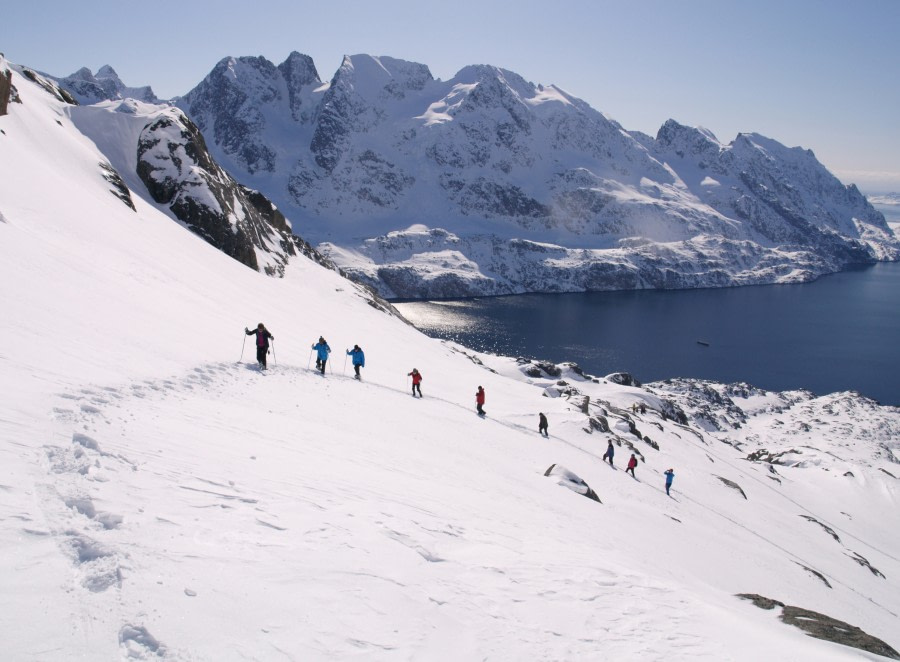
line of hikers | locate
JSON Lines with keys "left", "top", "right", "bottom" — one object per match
{"left": 603, "top": 439, "right": 676, "bottom": 494}
{"left": 246, "top": 324, "right": 675, "bottom": 495}
{"left": 245, "top": 325, "right": 365, "bottom": 379}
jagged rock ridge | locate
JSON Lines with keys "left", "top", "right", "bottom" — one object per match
{"left": 36, "top": 52, "right": 900, "bottom": 298}
{"left": 171, "top": 52, "right": 899, "bottom": 298}
{"left": 49, "top": 65, "right": 159, "bottom": 105}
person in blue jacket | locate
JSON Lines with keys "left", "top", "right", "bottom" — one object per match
{"left": 603, "top": 440, "right": 615, "bottom": 466}
{"left": 312, "top": 336, "right": 331, "bottom": 374}
{"left": 346, "top": 344, "right": 365, "bottom": 380}
{"left": 664, "top": 468, "right": 675, "bottom": 496}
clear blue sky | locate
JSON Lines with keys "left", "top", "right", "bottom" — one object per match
{"left": 3, "top": 0, "right": 898, "bottom": 191}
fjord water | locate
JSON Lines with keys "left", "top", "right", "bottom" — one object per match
{"left": 395, "top": 262, "right": 900, "bottom": 406}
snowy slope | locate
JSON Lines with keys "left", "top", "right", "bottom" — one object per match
{"left": 2, "top": 56, "right": 900, "bottom": 661}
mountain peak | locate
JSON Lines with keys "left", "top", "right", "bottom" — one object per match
{"left": 52, "top": 64, "right": 158, "bottom": 105}
{"left": 96, "top": 64, "right": 120, "bottom": 79}
{"left": 277, "top": 51, "right": 321, "bottom": 88}
{"left": 335, "top": 54, "right": 433, "bottom": 94}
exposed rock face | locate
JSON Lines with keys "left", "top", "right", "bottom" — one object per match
{"left": 737, "top": 594, "right": 900, "bottom": 659}
{"left": 0, "top": 57, "right": 12, "bottom": 116}
{"left": 136, "top": 108, "right": 303, "bottom": 275}
{"left": 714, "top": 475, "right": 747, "bottom": 499}
{"left": 99, "top": 162, "right": 136, "bottom": 211}
{"left": 179, "top": 53, "right": 321, "bottom": 176}
{"left": 607, "top": 373, "right": 642, "bottom": 388}
{"left": 18, "top": 67, "right": 76, "bottom": 105}
{"left": 175, "top": 52, "right": 899, "bottom": 298}
{"left": 50, "top": 65, "right": 158, "bottom": 105}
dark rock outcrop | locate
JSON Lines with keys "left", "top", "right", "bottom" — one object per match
{"left": 607, "top": 372, "right": 642, "bottom": 388}
{"left": 544, "top": 464, "right": 601, "bottom": 503}
{"left": 99, "top": 162, "right": 136, "bottom": 211}
{"left": 715, "top": 475, "right": 747, "bottom": 499}
{"left": 136, "top": 110, "right": 304, "bottom": 275}
{"left": 20, "top": 68, "right": 77, "bottom": 105}
{"left": 799, "top": 515, "right": 840, "bottom": 543}
{"left": 0, "top": 63, "right": 12, "bottom": 116}
{"left": 737, "top": 594, "right": 899, "bottom": 659}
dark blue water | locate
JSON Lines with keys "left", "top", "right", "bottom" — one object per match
{"left": 395, "top": 262, "right": 900, "bottom": 406}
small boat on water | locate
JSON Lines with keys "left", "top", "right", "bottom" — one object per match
{"left": 696, "top": 340, "right": 710, "bottom": 347}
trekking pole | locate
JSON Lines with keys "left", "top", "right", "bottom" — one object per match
{"left": 271, "top": 339, "right": 276, "bottom": 367}
{"left": 239, "top": 332, "right": 247, "bottom": 362}
{"left": 343, "top": 353, "right": 348, "bottom": 376}
{"left": 307, "top": 348, "right": 313, "bottom": 370}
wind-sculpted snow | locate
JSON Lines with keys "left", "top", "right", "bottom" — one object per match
{"left": 169, "top": 52, "right": 900, "bottom": 297}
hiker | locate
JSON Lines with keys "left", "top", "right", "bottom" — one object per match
{"left": 346, "top": 345, "right": 365, "bottom": 380}
{"left": 626, "top": 453, "right": 638, "bottom": 477}
{"left": 245, "top": 323, "right": 273, "bottom": 370}
{"left": 538, "top": 412, "right": 549, "bottom": 437}
{"left": 312, "top": 336, "right": 331, "bottom": 374}
{"left": 603, "top": 440, "right": 615, "bottom": 466}
{"left": 476, "top": 386, "right": 486, "bottom": 415}
{"left": 640, "top": 404, "right": 646, "bottom": 415}
{"left": 408, "top": 369, "right": 423, "bottom": 397}
{"left": 664, "top": 468, "right": 675, "bottom": 496}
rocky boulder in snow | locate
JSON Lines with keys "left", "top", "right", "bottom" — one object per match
{"left": 544, "top": 464, "right": 601, "bottom": 503}
{"left": 737, "top": 594, "right": 900, "bottom": 659}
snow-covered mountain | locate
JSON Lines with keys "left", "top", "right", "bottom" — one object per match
{"left": 2, "top": 54, "right": 900, "bottom": 660}
{"left": 48, "top": 64, "right": 160, "bottom": 105}
{"left": 10, "top": 61, "right": 346, "bottom": 282}
{"left": 870, "top": 193, "right": 900, "bottom": 206}
{"left": 173, "top": 52, "right": 899, "bottom": 298}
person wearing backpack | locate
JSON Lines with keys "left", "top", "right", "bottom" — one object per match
{"left": 408, "top": 369, "right": 423, "bottom": 397}
{"left": 626, "top": 453, "right": 638, "bottom": 478}
{"left": 475, "top": 386, "right": 486, "bottom": 415}
{"left": 346, "top": 345, "right": 365, "bottom": 380}
{"left": 538, "top": 412, "right": 549, "bottom": 437}
{"left": 245, "top": 323, "right": 274, "bottom": 370}
{"left": 312, "top": 336, "right": 331, "bottom": 374}
{"left": 603, "top": 440, "right": 615, "bottom": 466}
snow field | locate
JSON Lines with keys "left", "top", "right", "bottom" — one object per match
{"left": 2, "top": 58, "right": 898, "bottom": 660}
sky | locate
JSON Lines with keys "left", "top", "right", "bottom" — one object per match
{"left": 3, "top": 0, "right": 899, "bottom": 192}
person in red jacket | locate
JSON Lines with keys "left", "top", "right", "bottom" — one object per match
{"left": 476, "top": 386, "right": 486, "bottom": 415}
{"left": 626, "top": 453, "right": 638, "bottom": 478}
{"left": 408, "top": 369, "right": 423, "bottom": 397}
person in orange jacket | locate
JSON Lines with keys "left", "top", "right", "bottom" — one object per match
{"left": 476, "top": 386, "right": 486, "bottom": 415}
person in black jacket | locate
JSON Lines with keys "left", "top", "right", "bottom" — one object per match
{"left": 246, "top": 323, "right": 273, "bottom": 370}
{"left": 538, "top": 412, "right": 549, "bottom": 437}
